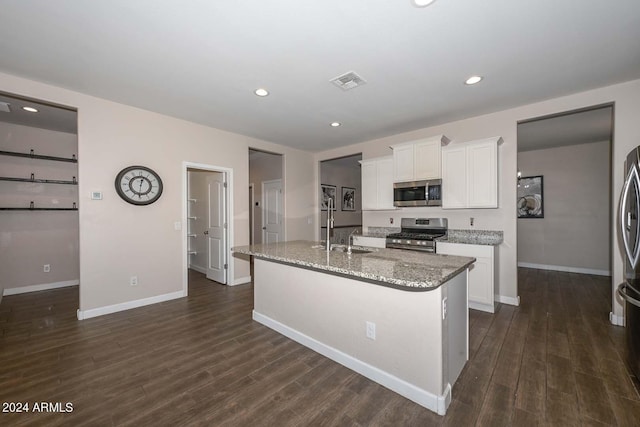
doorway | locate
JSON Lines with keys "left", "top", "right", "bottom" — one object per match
{"left": 249, "top": 149, "right": 284, "bottom": 244}
{"left": 262, "top": 179, "right": 283, "bottom": 244}
{"left": 183, "top": 162, "right": 233, "bottom": 295}
{"left": 319, "top": 153, "right": 363, "bottom": 244}
{"left": 516, "top": 104, "right": 613, "bottom": 277}
{"left": 0, "top": 92, "right": 79, "bottom": 307}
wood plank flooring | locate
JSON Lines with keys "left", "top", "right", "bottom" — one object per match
{"left": 1, "top": 268, "right": 639, "bottom": 426}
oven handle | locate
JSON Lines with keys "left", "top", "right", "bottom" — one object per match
{"left": 618, "top": 282, "right": 640, "bottom": 308}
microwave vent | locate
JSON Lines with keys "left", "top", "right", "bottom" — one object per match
{"left": 330, "top": 71, "right": 367, "bottom": 91}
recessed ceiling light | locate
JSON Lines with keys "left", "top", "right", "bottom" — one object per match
{"left": 413, "top": 0, "right": 436, "bottom": 7}
{"left": 330, "top": 122, "right": 341, "bottom": 127}
{"left": 22, "top": 106, "right": 39, "bottom": 113}
{"left": 254, "top": 88, "right": 269, "bottom": 97}
{"left": 464, "top": 76, "right": 483, "bottom": 85}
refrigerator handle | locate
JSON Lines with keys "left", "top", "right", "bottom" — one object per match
{"left": 621, "top": 164, "right": 640, "bottom": 268}
{"left": 618, "top": 282, "right": 640, "bottom": 308}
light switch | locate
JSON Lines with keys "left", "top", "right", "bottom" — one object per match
{"left": 174, "top": 221, "right": 182, "bottom": 231}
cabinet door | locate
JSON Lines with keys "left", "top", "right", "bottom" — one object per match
{"left": 376, "top": 157, "right": 395, "bottom": 209}
{"left": 436, "top": 242, "right": 495, "bottom": 312}
{"left": 414, "top": 139, "right": 441, "bottom": 180}
{"left": 361, "top": 160, "right": 378, "bottom": 210}
{"left": 467, "top": 141, "right": 498, "bottom": 208}
{"left": 468, "top": 256, "right": 494, "bottom": 306}
{"left": 393, "top": 144, "right": 415, "bottom": 182}
{"left": 441, "top": 145, "right": 467, "bottom": 209}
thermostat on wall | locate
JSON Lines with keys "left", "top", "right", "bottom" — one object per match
{"left": 91, "top": 191, "right": 103, "bottom": 200}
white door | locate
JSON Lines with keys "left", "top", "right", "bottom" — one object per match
{"left": 206, "top": 173, "right": 226, "bottom": 284}
{"left": 262, "top": 179, "right": 283, "bottom": 244}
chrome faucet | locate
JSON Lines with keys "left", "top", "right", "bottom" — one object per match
{"left": 326, "top": 197, "right": 334, "bottom": 253}
{"left": 347, "top": 228, "right": 360, "bottom": 255}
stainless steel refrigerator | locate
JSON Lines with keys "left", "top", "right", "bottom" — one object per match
{"left": 618, "top": 147, "right": 640, "bottom": 379}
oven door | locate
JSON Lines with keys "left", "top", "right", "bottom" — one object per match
{"left": 394, "top": 181, "right": 428, "bottom": 207}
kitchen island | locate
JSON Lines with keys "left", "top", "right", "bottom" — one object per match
{"left": 232, "top": 240, "right": 475, "bottom": 415}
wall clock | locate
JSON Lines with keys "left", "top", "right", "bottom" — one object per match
{"left": 115, "top": 165, "right": 163, "bottom": 205}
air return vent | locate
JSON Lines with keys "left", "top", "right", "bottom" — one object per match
{"left": 330, "top": 71, "right": 367, "bottom": 91}
{"left": 0, "top": 102, "right": 10, "bottom": 113}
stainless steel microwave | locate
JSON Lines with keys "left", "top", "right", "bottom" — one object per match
{"left": 393, "top": 179, "right": 442, "bottom": 207}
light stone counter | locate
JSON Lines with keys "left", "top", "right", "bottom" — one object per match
{"left": 438, "top": 229, "right": 503, "bottom": 246}
{"left": 233, "top": 240, "right": 475, "bottom": 291}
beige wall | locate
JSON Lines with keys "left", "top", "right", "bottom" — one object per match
{"left": 0, "top": 122, "right": 79, "bottom": 292}
{"left": 0, "top": 71, "right": 315, "bottom": 314}
{"left": 316, "top": 78, "right": 640, "bottom": 321}
{"left": 249, "top": 151, "right": 283, "bottom": 244}
{"left": 518, "top": 141, "right": 610, "bottom": 273}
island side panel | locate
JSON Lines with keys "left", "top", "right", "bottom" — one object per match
{"left": 443, "top": 270, "right": 469, "bottom": 393}
{"left": 252, "top": 258, "right": 448, "bottom": 409}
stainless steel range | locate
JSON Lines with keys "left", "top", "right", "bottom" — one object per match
{"left": 385, "top": 218, "right": 448, "bottom": 253}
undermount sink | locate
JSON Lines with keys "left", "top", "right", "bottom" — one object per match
{"left": 313, "top": 244, "right": 373, "bottom": 254}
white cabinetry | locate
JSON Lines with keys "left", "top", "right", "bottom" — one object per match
{"left": 360, "top": 156, "right": 395, "bottom": 210}
{"left": 442, "top": 136, "right": 501, "bottom": 209}
{"left": 391, "top": 135, "right": 449, "bottom": 182}
{"left": 436, "top": 242, "right": 497, "bottom": 313}
{"left": 352, "top": 235, "right": 386, "bottom": 248}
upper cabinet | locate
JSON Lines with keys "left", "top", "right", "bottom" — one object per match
{"left": 391, "top": 135, "right": 449, "bottom": 182}
{"left": 442, "top": 136, "right": 502, "bottom": 209}
{"left": 360, "top": 156, "right": 395, "bottom": 210}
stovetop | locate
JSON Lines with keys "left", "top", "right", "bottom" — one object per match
{"left": 386, "top": 232, "right": 446, "bottom": 241}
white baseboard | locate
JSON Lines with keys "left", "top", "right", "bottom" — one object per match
{"left": 610, "top": 311, "right": 625, "bottom": 327}
{"left": 231, "top": 276, "right": 252, "bottom": 286}
{"left": 496, "top": 295, "right": 520, "bottom": 306}
{"left": 3, "top": 279, "right": 79, "bottom": 296}
{"left": 77, "top": 290, "right": 185, "bottom": 320}
{"left": 188, "top": 264, "right": 207, "bottom": 274}
{"left": 517, "top": 262, "right": 610, "bottom": 277}
{"left": 253, "top": 310, "right": 452, "bottom": 415}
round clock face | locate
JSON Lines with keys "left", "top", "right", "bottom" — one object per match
{"left": 115, "top": 166, "right": 163, "bottom": 205}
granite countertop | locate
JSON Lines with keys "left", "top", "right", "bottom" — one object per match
{"left": 232, "top": 240, "right": 475, "bottom": 291}
{"left": 438, "top": 229, "right": 503, "bottom": 246}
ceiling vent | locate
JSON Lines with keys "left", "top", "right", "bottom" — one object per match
{"left": 330, "top": 71, "right": 367, "bottom": 91}
{"left": 0, "top": 101, "right": 11, "bottom": 113}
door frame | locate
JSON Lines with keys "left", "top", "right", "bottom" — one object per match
{"left": 182, "top": 161, "right": 234, "bottom": 295}
{"left": 261, "top": 178, "right": 284, "bottom": 244}
{"left": 249, "top": 183, "right": 255, "bottom": 245}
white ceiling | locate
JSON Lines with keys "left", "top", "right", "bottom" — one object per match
{"left": 0, "top": 1, "right": 638, "bottom": 152}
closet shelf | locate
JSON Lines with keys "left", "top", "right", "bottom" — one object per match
{"left": 0, "top": 201, "right": 77, "bottom": 211}
{"left": 0, "top": 149, "right": 78, "bottom": 163}
{"left": 0, "top": 207, "right": 78, "bottom": 211}
{"left": 0, "top": 175, "right": 78, "bottom": 185}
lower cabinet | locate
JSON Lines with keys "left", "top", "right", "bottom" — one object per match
{"left": 352, "top": 235, "right": 386, "bottom": 248}
{"left": 436, "top": 242, "right": 497, "bottom": 313}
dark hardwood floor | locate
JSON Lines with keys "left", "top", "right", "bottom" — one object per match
{"left": 1, "top": 268, "right": 639, "bottom": 426}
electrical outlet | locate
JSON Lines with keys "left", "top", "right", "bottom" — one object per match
{"left": 130, "top": 276, "right": 138, "bottom": 286}
{"left": 43, "top": 264, "right": 50, "bottom": 273}
{"left": 366, "top": 321, "right": 376, "bottom": 340}
{"left": 442, "top": 297, "right": 448, "bottom": 320}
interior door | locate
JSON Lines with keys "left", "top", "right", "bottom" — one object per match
{"left": 206, "top": 173, "right": 226, "bottom": 284}
{"left": 262, "top": 179, "right": 282, "bottom": 244}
